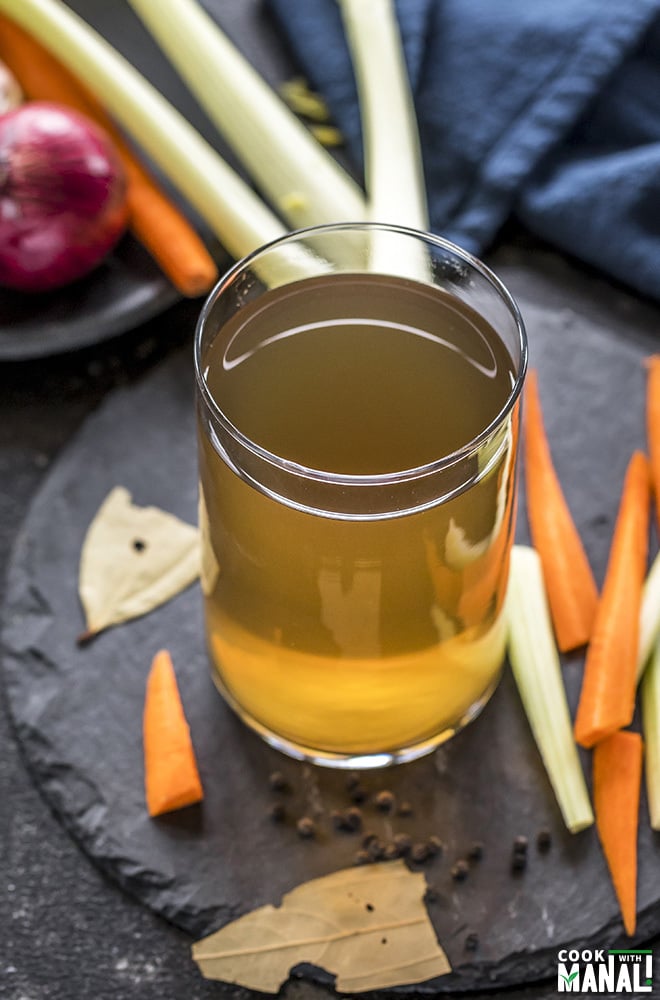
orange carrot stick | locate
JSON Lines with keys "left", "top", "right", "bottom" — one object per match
{"left": 0, "top": 15, "right": 218, "bottom": 297}
{"left": 593, "top": 730, "right": 643, "bottom": 937}
{"left": 574, "top": 452, "right": 650, "bottom": 748}
{"left": 524, "top": 369, "right": 598, "bottom": 651}
{"left": 143, "top": 649, "right": 203, "bottom": 817}
{"left": 646, "top": 355, "right": 660, "bottom": 530}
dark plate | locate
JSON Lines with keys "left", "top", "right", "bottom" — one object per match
{"left": 0, "top": 236, "right": 182, "bottom": 361}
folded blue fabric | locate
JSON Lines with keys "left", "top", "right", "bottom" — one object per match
{"left": 266, "top": 0, "right": 660, "bottom": 302}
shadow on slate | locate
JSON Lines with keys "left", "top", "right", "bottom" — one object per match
{"left": 3, "top": 269, "right": 660, "bottom": 994}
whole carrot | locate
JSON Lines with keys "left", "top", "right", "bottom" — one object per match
{"left": 593, "top": 730, "right": 643, "bottom": 937}
{"left": 524, "top": 369, "right": 598, "bottom": 651}
{"left": 574, "top": 452, "right": 650, "bottom": 748}
{"left": 0, "top": 14, "right": 218, "bottom": 297}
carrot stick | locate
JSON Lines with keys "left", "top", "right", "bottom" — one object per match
{"left": 0, "top": 15, "right": 218, "bottom": 297}
{"left": 524, "top": 369, "right": 598, "bottom": 651}
{"left": 592, "top": 730, "right": 643, "bottom": 937}
{"left": 646, "top": 355, "right": 660, "bottom": 531}
{"left": 574, "top": 452, "right": 650, "bottom": 748}
{"left": 143, "top": 649, "right": 203, "bottom": 817}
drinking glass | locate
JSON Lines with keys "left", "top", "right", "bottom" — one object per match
{"left": 195, "top": 223, "right": 527, "bottom": 768}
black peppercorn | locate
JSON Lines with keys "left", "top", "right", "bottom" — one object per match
{"left": 367, "top": 838, "right": 385, "bottom": 861}
{"left": 397, "top": 800, "right": 413, "bottom": 817}
{"left": 410, "top": 842, "right": 429, "bottom": 864}
{"left": 330, "top": 809, "right": 346, "bottom": 831}
{"left": 375, "top": 790, "right": 396, "bottom": 813}
{"left": 536, "top": 829, "right": 552, "bottom": 853}
{"left": 269, "top": 771, "right": 288, "bottom": 792}
{"left": 465, "top": 931, "right": 479, "bottom": 951}
{"left": 353, "top": 849, "right": 370, "bottom": 866}
{"left": 393, "top": 832, "right": 412, "bottom": 855}
{"left": 345, "top": 806, "right": 363, "bottom": 831}
{"left": 296, "top": 816, "right": 316, "bottom": 839}
{"left": 268, "top": 801, "right": 286, "bottom": 823}
{"left": 426, "top": 835, "right": 444, "bottom": 857}
{"left": 511, "top": 836, "right": 528, "bottom": 872}
{"left": 467, "top": 841, "right": 484, "bottom": 862}
{"left": 383, "top": 843, "right": 399, "bottom": 861}
{"left": 451, "top": 859, "right": 469, "bottom": 881}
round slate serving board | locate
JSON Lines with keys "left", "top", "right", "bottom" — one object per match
{"left": 3, "top": 284, "right": 660, "bottom": 995}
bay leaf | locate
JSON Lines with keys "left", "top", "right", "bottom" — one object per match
{"left": 78, "top": 487, "right": 200, "bottom": 640}
{"left": 192, "top": 860, "right": 451, "bottom": 993}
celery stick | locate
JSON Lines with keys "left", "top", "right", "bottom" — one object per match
{"left": 339, "top": 0, "right": 431, "bottom": 281}
{"left": 636, "top": 549, "right": 660, "bottom": 681}
{"left": 339, "top": 0, "right": 427, "bottom": 229}
{"left": 339, "top": 0, "right": 429, "bottom": 276}
{"left": 0, "top": 0, "right": 320, "bottom": 286}
{"left": 126, "top": 0, "right": 366, "bottom": 233}
{"left": 641, "top": 642, "right": 660, "bottom": 828}
{"left": 506, "top": 545, "right": 594, "bottom": 833}
{"left": 639, "top": 553, "right": 660, "bottom": 828}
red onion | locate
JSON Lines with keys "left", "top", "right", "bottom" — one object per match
{"left": 0, "top": 101, "right": 129, "bottom": 293}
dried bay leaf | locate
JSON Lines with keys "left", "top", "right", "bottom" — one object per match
{"left": 192, "top": 860, "right": 451, "bottom": 993}
{"left": 79, "top": 487, "right": 200, "bottom": 640}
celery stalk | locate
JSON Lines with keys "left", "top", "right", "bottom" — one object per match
{"left": 637, "top": 549, "right": 660, "bottom": 681}
{"left": 339, "top": 0, "right": 429, "bottom": 276}
{"left": 639, "top": 554, "right": 660, "bottom": 829}
{"left": 0, "top": 0, "right": 321, "bottom": 285}
{"left": 506, "top": 545, "right": 594, "bottom": 833}
{"left": 126, "top": 0, "right": 366, "bottom": 232}
{"left": 339, "top": 0, "right": 428, "bottom": 229}
{"left": 641, "top": 642, "right": 660, "bottom": 829}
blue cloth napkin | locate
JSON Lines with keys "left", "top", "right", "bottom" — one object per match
{"left": 266, "top": 0, "right": 660, "bottom": 302}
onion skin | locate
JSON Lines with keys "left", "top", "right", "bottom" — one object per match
{"left": 0, "top": 101, "right": 129, "bottom": 292}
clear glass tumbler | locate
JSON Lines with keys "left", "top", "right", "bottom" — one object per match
{"left": 195, "top": 223, "right": 527, "bottom": 768}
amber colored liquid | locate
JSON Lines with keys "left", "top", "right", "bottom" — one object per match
{"left": 198, "top": 273, "right": 519, "bottom": 758}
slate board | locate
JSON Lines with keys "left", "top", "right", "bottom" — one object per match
{"left": 3, "top": 283, "right": 660, "bottom": 995}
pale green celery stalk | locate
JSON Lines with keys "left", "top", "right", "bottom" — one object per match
{"left": 506, "top": 545, "right": 594, "bottom": 833}
{"left": 126, "top": 0, "right": 366, "bottom": 234}
{"left": 639, "top": 553, "right": 660, "bottom": 829}
{"left": 636, "top": 549, "right": 660, "bottom": 681}
{"left": 0, "top": 0, "right": 322, "bottom": 287}
{"left": 339, "top": 0, "right": 429, "bottom": 277}
{"left": 641, "top": 642, "right": 660, "bottom": 829}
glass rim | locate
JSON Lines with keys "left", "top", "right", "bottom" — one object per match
{"left": 194, "top": 221, "right": 528, "bottom": 488}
